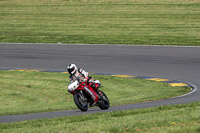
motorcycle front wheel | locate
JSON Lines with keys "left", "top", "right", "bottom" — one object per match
{"left": 74, "top": 92, "right": 88, "bottom": 111}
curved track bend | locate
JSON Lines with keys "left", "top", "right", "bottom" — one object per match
{"left": 0, "top": 43, "right": 199, "bottom": 123}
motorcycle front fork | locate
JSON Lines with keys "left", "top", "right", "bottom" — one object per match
{"left": 78, "top": 90, "right": 87, "bottom": 102}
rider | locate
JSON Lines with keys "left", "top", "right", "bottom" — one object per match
{"left": 67, "top": 63, "right": 90, "bottom": 85}
{"left": 67, "top": 64, "right": 101, "bottom": 100}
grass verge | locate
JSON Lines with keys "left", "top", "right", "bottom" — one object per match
{"left": 0, "top": 0, "right": 200, "bottom": 45}
{"left": 0, "top": 102, "right": 200, "bottom": 133}
{"left": 0, "top": 70, "right": 190, "bottom": 116}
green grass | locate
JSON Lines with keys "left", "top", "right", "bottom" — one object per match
{"left": 0, "top": 70, "right": 190, "bottom": 116}
{"left": 1, "top": 102, "right": 200, "bottom": 133}
{"left": 0, "top": 0, "right": 200, "bottom": 45}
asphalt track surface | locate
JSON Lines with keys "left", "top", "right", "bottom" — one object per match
{"left": 0, "top": 43, "right": 200, "bottom": 123}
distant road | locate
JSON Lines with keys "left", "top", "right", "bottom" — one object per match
{"left": 0, "top": 43, "right": 200, "bottom": 123}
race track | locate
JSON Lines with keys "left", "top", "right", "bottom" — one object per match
{"left": 0, "top": 43, "right": 200, "bottom": 123}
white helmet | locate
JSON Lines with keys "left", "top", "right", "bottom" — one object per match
{"left": 67, "top": 64, "right": 77, "bottom": 74}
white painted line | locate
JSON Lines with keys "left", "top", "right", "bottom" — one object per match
{"left": 0, "top": 43, "right": 200, "bottom": 48}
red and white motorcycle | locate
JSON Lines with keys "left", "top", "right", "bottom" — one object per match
{"left": 68, "top": 78, "right": 110, "bottom": 111}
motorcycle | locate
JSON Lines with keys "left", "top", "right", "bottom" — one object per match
{"left": 68, "top": 78, "right": 110, "bottom": 111}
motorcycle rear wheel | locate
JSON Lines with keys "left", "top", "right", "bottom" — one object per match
{"left": 98, "top": 90, "right": 110, "bottom": 110}
{"left": 74, "top": 92, "right": 88, "bottom": 111}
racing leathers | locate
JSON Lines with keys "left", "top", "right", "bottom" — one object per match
{"left": 68, "top": 68, "right": 101, "bottom": 92}
{"left": 68, "top": 68, "right": 101, "bottom": 105}
{"left": 69, "top": 68, "right": 90, "bottom": 84}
